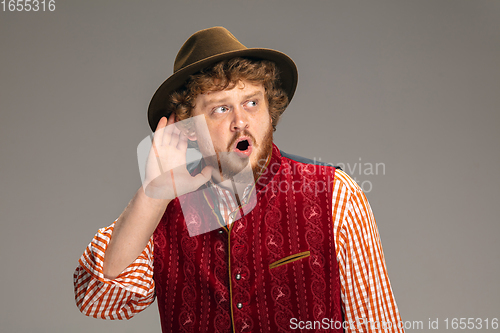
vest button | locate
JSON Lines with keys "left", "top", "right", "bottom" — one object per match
{"left": 236, "top": 302, "right": 243, "bottom": 309}
{"left": 218, "top": 230, "right": 224, "bottom": 234}
{"left": 235, "top": 273, "right": 241, "bottom": 280}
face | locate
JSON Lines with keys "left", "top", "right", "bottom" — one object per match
{"left": 190, "top": 80, "right": 273, "bottom": 182}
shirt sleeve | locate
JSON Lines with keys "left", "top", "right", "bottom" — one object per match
{"left": 73, "top": 222, "right": 156, "bottom": 319}
{"left": 332, "top": 170, "right": 404, "bottom": 332}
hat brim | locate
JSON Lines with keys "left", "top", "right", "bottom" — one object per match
{"left": 147, "top": 48, "right": 298, "bottom": 132}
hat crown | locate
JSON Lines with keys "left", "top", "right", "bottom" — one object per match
{"left": 174, "top": 27, "right": 247, "bottom": 73}
{"left": 148, "top": 26, "right": 298, "bottom": 132}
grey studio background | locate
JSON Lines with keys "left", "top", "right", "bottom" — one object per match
{"left": 1, "top": 1, "right": 499, "bottom": 332}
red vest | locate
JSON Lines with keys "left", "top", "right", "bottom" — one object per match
{"left": 153, "top": 144, "right": 343, "bottom": 332}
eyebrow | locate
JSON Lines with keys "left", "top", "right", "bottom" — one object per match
{"left": 201, "top": 90, "right": 264, "bottom": 109}
{"left": 243, "top": 90, "right": 264, "bottom": 100}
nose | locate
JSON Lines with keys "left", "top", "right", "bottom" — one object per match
{"left": 231, "top": 106, "right": 248, "bottom": 132}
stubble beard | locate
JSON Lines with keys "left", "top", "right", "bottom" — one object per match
{"left": 251, "top": 126, "right": 273, "bottom": 181}
{"left": 208, "top": 126, "right": 273, "bottom": 184}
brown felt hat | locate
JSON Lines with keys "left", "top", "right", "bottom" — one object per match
{"left": 147, "top": 26, "right": 298, "bottom": 131}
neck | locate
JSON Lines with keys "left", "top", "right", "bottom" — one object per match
{"left": 215, "top": 178, "right": 249, "bottom": 194}
{"left": 210, "top": 151, "right": 272, "bottom": 194}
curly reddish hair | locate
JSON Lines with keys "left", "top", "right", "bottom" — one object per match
{"left": 168, "top": 57, "right": 289, "bottom": 131}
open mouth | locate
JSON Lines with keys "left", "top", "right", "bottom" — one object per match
{"left": 233, "top": 138, "right": 253, "bottom": 157}
{"left": 236, "top": 140, "right": 250, "bottom": 151}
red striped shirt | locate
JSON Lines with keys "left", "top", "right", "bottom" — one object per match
{"left": 74, "top": 169, "right": 404, "bottom": 332}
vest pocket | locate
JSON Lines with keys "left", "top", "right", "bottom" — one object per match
{"left": 269, "top": 251, "right": 310, "bottom": 269}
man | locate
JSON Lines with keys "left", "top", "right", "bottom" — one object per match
{"left": 74, "top": 27, "right": 404, "bottom": 332}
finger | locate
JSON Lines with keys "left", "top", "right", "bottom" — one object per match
{"left": 177, "top": 131, "right": 188, "bottom": 151}
{"left": 169, "top": 125, "right": 181, "bottom": 147}
{"left": 167, "top": 112, "right": 176, "bottom": 125}
{"left": 162, "top": 113, "right": 178, "bottom": 146}
{"left": 153, "top": 116, "right": 168, "bottom": 146}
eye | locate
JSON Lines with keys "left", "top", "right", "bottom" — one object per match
{"left": 245, "top": 100, "right": 257, "bottom": 108}
{"left": 213, "top": 106, "right": 230, "bottom": 114}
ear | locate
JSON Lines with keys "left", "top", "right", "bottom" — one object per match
{"left": 185, "top": 131, "right": 197, "bottom": 141}
{"left": 178, "top": 125, "right": 197, "bottom": 142}
{"left": 173, "top": 116, "right": 197, "bottom": 142}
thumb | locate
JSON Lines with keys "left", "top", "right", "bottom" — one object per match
{"left": 192, "top": 166, "right": 213, "bottom": 188}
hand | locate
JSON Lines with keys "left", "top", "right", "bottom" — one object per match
{"left": 143, "top": 114, "right": 213, "bottom": 199}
